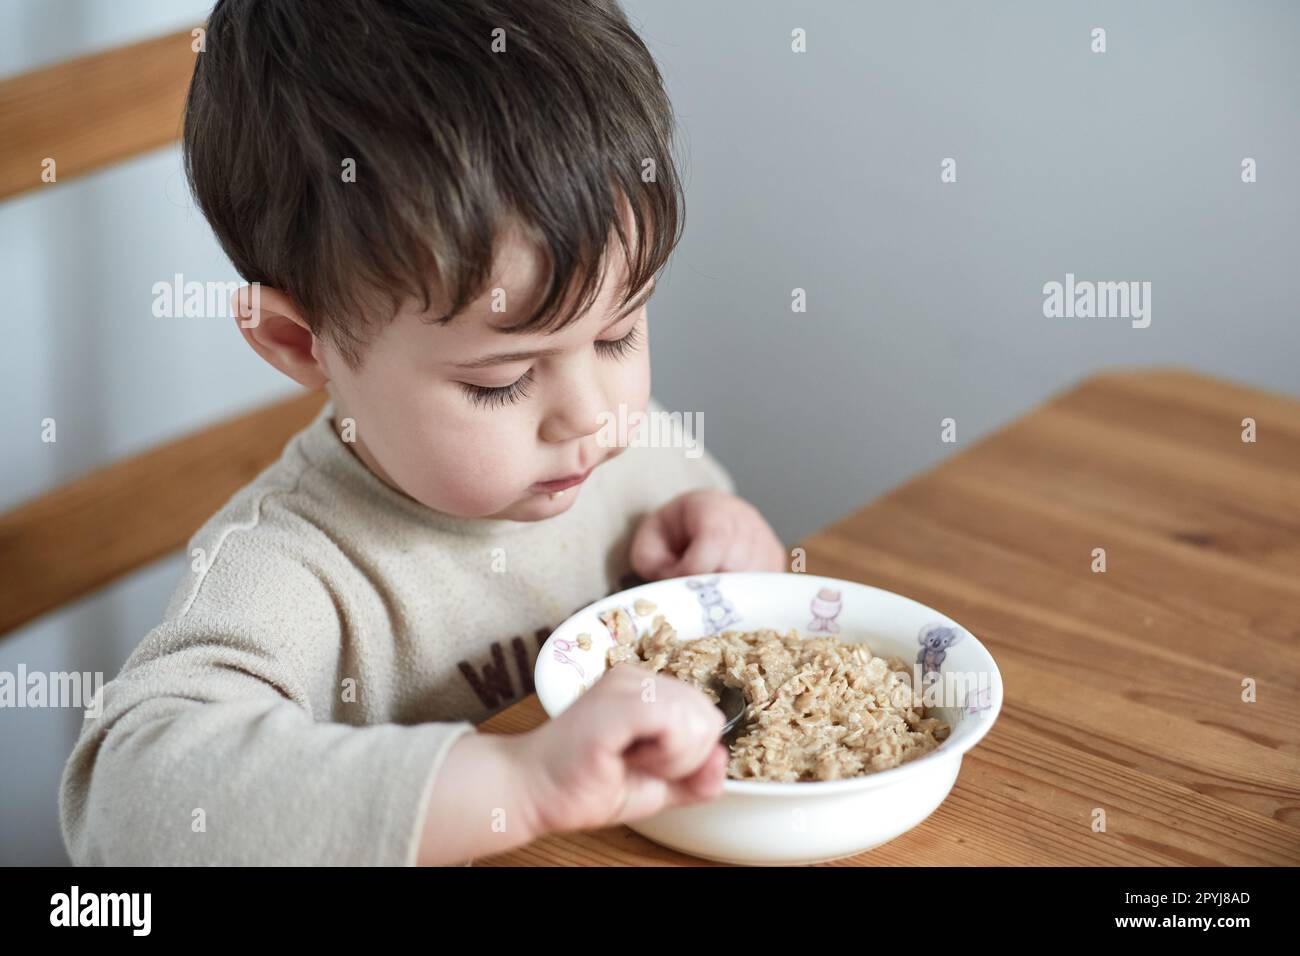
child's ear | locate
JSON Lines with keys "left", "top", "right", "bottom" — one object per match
{"left": 230, "top": 284, "right": 329, "bottom": 389}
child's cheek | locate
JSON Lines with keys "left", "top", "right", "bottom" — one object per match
{"left": 419, "top": 420, "right": 534, "bottom": 513}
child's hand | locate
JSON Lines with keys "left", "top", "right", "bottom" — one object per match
{"left": 629, "top": 489, "right": 786, "bottom": 581}
{"left": 517, "top": 663, "right": 729, "bottom": 837}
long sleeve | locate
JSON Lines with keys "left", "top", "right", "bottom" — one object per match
{"left": 58, "top": 520, "right": 477, "bottom": 866}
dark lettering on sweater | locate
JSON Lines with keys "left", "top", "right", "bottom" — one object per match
{"left": 456, "top": 568, "right": 645, "bottom": 709}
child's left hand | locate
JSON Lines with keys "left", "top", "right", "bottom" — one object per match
{"left": 629, "top": 489, "right": 786, "bottom": 581}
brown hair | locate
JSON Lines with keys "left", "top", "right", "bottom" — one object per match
{"left": 182, "top": 0, "right": 684, "bottom": 369}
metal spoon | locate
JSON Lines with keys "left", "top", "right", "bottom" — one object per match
{"left": 711, "top": 679, "right": 750, "bottom": 743}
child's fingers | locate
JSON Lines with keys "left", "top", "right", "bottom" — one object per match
{"left": 604, "top": 669, "right": 720, "bottom": 753}
{"left": 628, "top": 511, "right": 676, "bottom": 579}
{"left": 668, "top": 744, "right": 729, "bottom": 804}
{"left": 718, "top": 527, "right": 757, "bottom": 573}
{"left": 616, "top": 745, "right": 726, "bottom": 824}
{"left": 622, "top": 718, "right": 720, "bottom": 782}
{"left": 620, "top": 689, "right": 725, "bottom": 779}
{"left": 665, "top": 530, "right": 727, "bottom": 577}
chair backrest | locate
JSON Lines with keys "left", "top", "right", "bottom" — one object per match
{"left": 0, "top": 26, "right": 327, "bottom": 639}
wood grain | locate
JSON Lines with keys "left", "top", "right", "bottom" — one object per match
{"left": 0, "top": 27, "right": 199, "bottom": 201}
{"left": 475, "top": 366, "right": 1300, "bottom": 866}
{"left": 0, "top": 390, "right": 328, "bottom": 639}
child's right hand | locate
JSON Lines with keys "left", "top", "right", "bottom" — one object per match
{"left": 517, "top": 663, "right": 729, "bottom": 837}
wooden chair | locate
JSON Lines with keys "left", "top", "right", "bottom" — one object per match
{"left": 0, "top": 28, "right": 326, "bottom": 639}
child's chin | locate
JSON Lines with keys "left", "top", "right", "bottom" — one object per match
{"left": 524, "top": 486, "right": 581, "bottom": 514}
{"left": 476, "top": 488, "right": 576, "bottom": 522}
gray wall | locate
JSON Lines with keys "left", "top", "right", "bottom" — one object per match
{"left": 639, "top": 0, "right": 1299, "bottom": 543}
{"left": 2, "top": 0, "right": 1297, "bottom": 864}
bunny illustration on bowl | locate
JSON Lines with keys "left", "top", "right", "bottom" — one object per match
{"left": 686, "top": 576, "right": 741, "bottom": 633}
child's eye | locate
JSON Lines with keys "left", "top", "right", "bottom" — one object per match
{"left": 595, "top": 323, "right": 643, "bottom": 360}
{"left": 457, "top": 323, "right": 641, "bottom": 410}
{"left": 460, "top": 369, "right": 535, "bottom": 409}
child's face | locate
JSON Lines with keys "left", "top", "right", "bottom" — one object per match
{"left": 316, "top": 224, "right": 653, "bottom": 522}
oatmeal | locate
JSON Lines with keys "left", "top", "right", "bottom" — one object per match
{"left": 600, "top": 608, "right": 950, "bottom": 782}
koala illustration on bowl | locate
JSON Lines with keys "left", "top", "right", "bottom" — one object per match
{"left": 917, "top": 623, "right": 963, "bottom": 684}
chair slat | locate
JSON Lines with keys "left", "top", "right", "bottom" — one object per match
{"left": 0, "top": 27, "right": 199, "bottom": 201}
{"left": 0, "top": 390, "right": 328, "bottom": 639}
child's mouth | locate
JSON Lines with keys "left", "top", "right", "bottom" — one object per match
{"left": 531, "top": 465, "right": 593, "bottom": 494}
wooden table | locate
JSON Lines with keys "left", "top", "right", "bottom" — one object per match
{"left": 477, "top": 366, "right": 1300, "bottom": 866}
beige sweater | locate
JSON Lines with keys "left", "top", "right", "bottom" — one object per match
{"left": 59, "top": 393, "right": 735, "bottom": 865}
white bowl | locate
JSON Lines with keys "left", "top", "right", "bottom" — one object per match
{"left": 535, "top": 571, "right": 1002, "bottom": 865}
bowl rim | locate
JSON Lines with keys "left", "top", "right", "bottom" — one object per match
{"left": 536, "top": 571, "right": 1004, "bottom": 796}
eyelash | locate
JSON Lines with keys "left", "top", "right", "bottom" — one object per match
{"left": 459, "top": 323, "right": 644, "bottom": 409}
{"left": 594, "top": 322, "right": 642, "bottom": 361}
{"left": 460, "top": 369, "right": 536, "bottom": 409}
